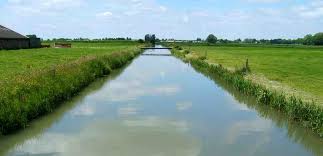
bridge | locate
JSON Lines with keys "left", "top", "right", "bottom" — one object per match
{"left": 141, "top": 47, "right": 172, "bottom": 50}
{"left": 141, "top": 54, "right": 172, "bottom": 56}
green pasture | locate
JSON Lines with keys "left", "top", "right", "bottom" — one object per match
{"left": 182, "top": 44, "right": 323, "bottom": 103}
{"left": 0, "top": 41, "right": 140, "bottom": 81}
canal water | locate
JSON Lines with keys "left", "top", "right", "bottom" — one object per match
{"left": 0, "top": 47, "right": 322, "bottom": 156}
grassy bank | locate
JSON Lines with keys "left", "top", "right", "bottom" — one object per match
{"left": 171, "top": 46, "right": 323, "bottom": 137}
{"left": 0, "top": 41, "right": 142, "bottom": 134}
{"left": 170, "top": 43, "right": 323, "bottom": 104}
{"left": 190, "top": 61, "right": 323, "bottom": 155}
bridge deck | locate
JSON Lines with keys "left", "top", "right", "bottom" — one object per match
{"left": 141, "top": 54, "right": 172, "bottom": 56}
{"left": 141, "top": 47, "right": 172, "bottom": 49}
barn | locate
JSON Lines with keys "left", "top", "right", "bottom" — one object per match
{"left": 0, "top": 25, "right": 41, "bottom": 50}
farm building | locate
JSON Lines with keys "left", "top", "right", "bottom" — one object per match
{"left": 0, "top": 25, "right": 41, "bottom": 50}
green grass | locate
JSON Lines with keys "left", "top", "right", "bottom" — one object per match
{"left": 0, "top": 41, "right": 140, "bottom": 81}
{"left": 171, "top": 47, "right": 323, "bottom": 137}
{"left": 181, "top": 44, "right": 323, "bottom": 103}
{"left": 0, "top": 41, "right": 142, "bottom": 134}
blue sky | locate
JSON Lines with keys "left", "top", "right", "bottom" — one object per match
{"left": 0, "top": 0, "right": 322, "bottom": 39}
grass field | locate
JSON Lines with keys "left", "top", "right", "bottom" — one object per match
{"left": 179, "top": 44, "right": 323, "bottom": 104}
{"left": 0, "top": 41, "right": 142, "bottom": 134}
{"left": 0, "top": 41, "right": 140, "bottom": 81}
{"left": 171, "top": 44, "right": 323, "bottom": 136}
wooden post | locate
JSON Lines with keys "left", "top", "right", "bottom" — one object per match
{"left": 246, "top": 58, "right": 250, "bottom": 72}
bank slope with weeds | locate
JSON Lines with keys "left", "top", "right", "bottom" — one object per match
{"left": 171, "top": 46, "right": 323, "bottom": 137}
{"left": 0, "top": 49, "right": 141, "bottom": 134}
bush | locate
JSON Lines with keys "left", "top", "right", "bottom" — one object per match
{"left": 184, "top": 50, "right": 190, "bottom": 54}
{"left": 138, "top": 39, "right": 144, "bottom": 43}
{"left": 174, "top": 45, "right": 183, "bottom": 50}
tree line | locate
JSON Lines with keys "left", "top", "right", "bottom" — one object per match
{"left": 44, "top": 37, "right": 133, "bottom": 42}
{"left": 144, "top": 34, "right": 156, "bottom": 45}
{"left": 202, "top": 33, "right": 323, "bottom": 45}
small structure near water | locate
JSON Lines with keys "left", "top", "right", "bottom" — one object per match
{"left": 0, "top": 25, "right": 41, "bottom": 50}
{"left": 141, "top": 47, "right": 172, "bottom": 50}
{"left": 54, "top": 43, "right": 72, "bottom": 48}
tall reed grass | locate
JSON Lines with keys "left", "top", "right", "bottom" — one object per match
{"left": 172, "top": 48, "right": 323, "bottom": 137}
{"left": 0, "top": 49, "right": 141, "bottom": 134}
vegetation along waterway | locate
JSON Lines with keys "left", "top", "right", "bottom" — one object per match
{"left": 0, "top": 46, "right": 322, "bottom": 156}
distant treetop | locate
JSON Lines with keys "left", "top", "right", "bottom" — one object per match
{"left": 206, "top": 34, "right": 217, "bottom": 44}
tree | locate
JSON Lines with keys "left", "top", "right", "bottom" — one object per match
{"left": 206, "top": 34, "right": 217, "bottom": 44}
{"left": 145, "top": 34, "right": 150, "bottom": 42}
{"left": 303, "top": 34, "right": 314, "bottom": 45}
{"left": 313, "top": 32, "right": 323, "bottom": 45}
{"left": 243, "top": 38, "right": 257, "bottom": 44}
{"left": 234, "top": 38, "right": 242, "bottom": 43}
{"left": 138, "top": 39, "right": 144, "bottom": 43}
{"left": 196, "top": 38, "right": 202, "bottom": 42}
{"left": 151, "top": 34, "right": 156, "bottom": 44}
{"left": 144, "top": 34, "right": 156, "bottom": 45}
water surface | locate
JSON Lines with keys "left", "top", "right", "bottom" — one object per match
{"left": 0, "top": 47, "right": 322, "bottom": 156}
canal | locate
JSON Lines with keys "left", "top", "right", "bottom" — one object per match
{"left": 0, "top": 47, "right": 322, "bottom": 156}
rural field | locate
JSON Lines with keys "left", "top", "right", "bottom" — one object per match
{"left": 1, "top": 42, "right": 323, "bottom": 155}
{"left": 0, "top": 41, "right": 142, "bottom": 134}
{"left": 1, "top": 0, "right": 323, "bottom": 155}
{"left": 179, "top": 44, "right": 323, "bottom": 105}
{"left": 0, "top": 41, "right": 140, "bottom": 81}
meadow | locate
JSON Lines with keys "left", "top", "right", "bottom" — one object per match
{"left": 180, "top": 44, "right": 323, "bottom": 104}
{"left": 0, "top": 41, "right": 142, "bottom": 134}
{"left": 0, "top": 41, "right": 139, "bottom": 81}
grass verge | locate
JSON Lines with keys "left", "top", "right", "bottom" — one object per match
{"left": 171, "top": 47, "right": 323, "bottom": 137}
{"left": 176, "top": 44, "right": 323, "bottom": 103}
{"left": 0, "top": 48, "right": 142, "bottom": 134}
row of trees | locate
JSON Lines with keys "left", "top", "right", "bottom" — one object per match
{"left": 144, "top": 34, "right": 156, "bottom": 45}
{"left": 303, "top": 33, "right": 323, "bottom": 45}
{"left": 203, "top": 33, "right": 323, "bottom": 45}
{"left": 45, "top": 37, "right": 132, "bottom": 42}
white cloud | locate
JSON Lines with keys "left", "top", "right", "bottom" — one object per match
{"left": 225, "top": 118, "right": 272, "bottom": 155}
{"left": 292, "top": 0, "right": 323, "bottom": 18}
{"left": 88, "top": 79, "right": 181, "bottom": 102}
{"left": 4, "top": 0, "right": 84, "bottom": 16}
{"left": 300, "top": 8, "right": 323, "bottom": 18}
{"left": 159, "top": 6, "right": 167, "bottom": 12}
{"left": 118, "top": 106, "right": 138, "bottom": 116}
{"left": 71, "top": 104, "right": 95, "bottom": 117}
{"left": 96, "top": 11, "right": 113, "bottom": 17}
{"left": 1, "top": 0, "right": 323, "bottom": 39}
{"left": 9, "top": 119, "right": 200, "bottom": 156}
{"left": 123, "top": 117, "right": 190, "bottom": 131}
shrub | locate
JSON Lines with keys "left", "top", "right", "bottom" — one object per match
{"left": 184, "top": 50, "right": 190, "bottom": 54}
{"left": 138, "top": 39, "right": 144, "bottom": 43}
